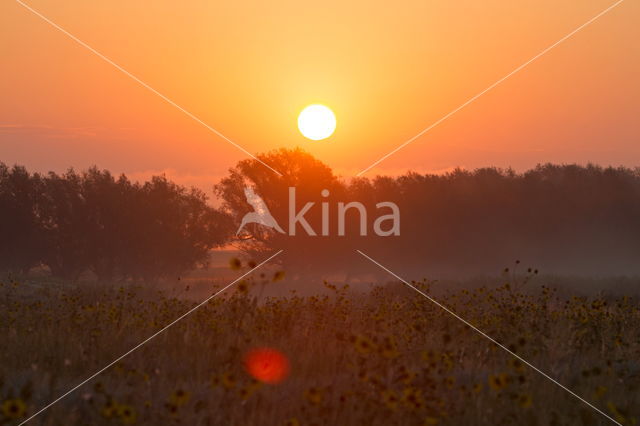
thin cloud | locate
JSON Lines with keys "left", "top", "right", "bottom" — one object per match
{"left": 0, "top": 123, "right": 132, "bottom": 139}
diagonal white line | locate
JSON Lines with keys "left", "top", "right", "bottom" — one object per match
{"left": 18, "top": 249, "right": 283, "bottom": 425}
{"left": 356, "top": 0, "right": 626, "bottom": 177}
{"left": 14, "top": 0, "right": 283, "bottom": 177}
{"left": 356, "top": 249, "right": 622, "bottom": 426}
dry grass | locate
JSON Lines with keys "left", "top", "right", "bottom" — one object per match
{"left": 0, "top": 271, "right": 638, "bottom": 425}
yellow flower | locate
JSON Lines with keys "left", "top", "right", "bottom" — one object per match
{"left": 210, "top": 374, "right": 221, "bottom": 388}
{"left": 169, "top": 389, "right": 190, "bottom": 406}
{"left": 398, "top": 368, "right": 416, "bottom": 385}
{"left": 594, "top": 386, "right": 608, "bottom": 399}
{"left": 101, "top": 401, "right": 118, "bottom": 419}
{"left": 443, "top": 376, "right": 455, "bottom": 389}
{"left": 380, "top": 336, "right": 399, "bottom": 359}
{"left": 164, "top": 402, "right": 178, "bottom": 416}
{"left": 381, "top": 389, "right": 399, "bottom": 410}
{"left": 421, "top": 349, "right": 437, "bottom": 363}
{"left": 402, "top": 387, "right": 425, "bottom": 410}
{"left": 236, "top": 281, "right": 249, "bottom": 295}
{"left": 117, "top": 404, "right": 137, "bottom": 424}
{"left": 229, "top": 257, "right": 242, "bottom": 270}
{"left": 238, "top": 384, "right": 258, "bottom": 401}
{"left": 273, "top": 271, "right": 286, "bottom": 282}
{"left": 1, "top": 398, "right": 26, "bottom": 419}
{"left": 285, "top": 418, "right": 300, "bottom": 426}
{"left": 441, "top": 353, "right": 454, "bottom": 370}
{"left": 508, "top": 358, "right": 525, "bottom": 373}
{"left": 518, "top": 394, "right": 533, "bottom": 409}
{"left": 304, "top": 387, "right": 323, "bottom": 406}
{"left": 488, "top": 373, "right": 509, "bottom": 391}
{"left": 222, "top": 372, "right": 237, "bottom": 389}
{"left": 351, "top": 335, "right": 375, "bottom": 355}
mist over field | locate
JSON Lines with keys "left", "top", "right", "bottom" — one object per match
{"left": 4, "top": 149, "right": 640, "bottom": 286}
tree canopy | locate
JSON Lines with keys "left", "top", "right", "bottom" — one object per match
{"left": 0, "top": 164, "right": 232, "bottom": 281}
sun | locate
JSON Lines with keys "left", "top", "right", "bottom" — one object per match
{"left": 298, "top": 104, "right": 336, "bottom": 141}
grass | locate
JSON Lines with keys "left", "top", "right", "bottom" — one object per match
{"left": 0, "top": 269, "right": 638, "bottom": 425}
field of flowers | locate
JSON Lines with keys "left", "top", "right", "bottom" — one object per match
{"left": 0, "top": 264, "right": 638, "bottom": 425}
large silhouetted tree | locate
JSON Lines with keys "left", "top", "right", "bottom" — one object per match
{"left": 215, "top": 148, "right": 394, "bottom": 281}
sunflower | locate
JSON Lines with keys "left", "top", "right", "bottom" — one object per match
{"left": 229, "top": 258, "right": 242, "bottom": 270}
{"left": 304, "top": 387, "right": 323, "bottom": 406}
{"left": 222, "top": 372, "right": 237, "bottom": 389}
{"left": 164, "top": 402, "right": 178, "bottom": 416}
{"left": 508, "top": 358, "right": 525, "bottom": 373}
{"left": 443, "top": 376, "right": 455, "bottom": 389}
{"left": 236, "top": 281, "right": 249, "bottom": 295}
{"left": 1, "top": 398, "right": 26, "bottom": 419}
{"left": 169, "top": 389, "right": 191, "bottom": 406}
{"left": 101, "top": 401, "right": 118, "bottom": 419}
{"left": 488, "top": 373, "right": 509, "bottom": 391}
{"left": 352, "top": 335, "right": 375, "bottom": 355}
{"left": 238, "top": 385, "right": 256, "bottom": 401}
{"left": 381, "top": 389, "right": 399, "bottom": 410}
{"left": 380, "top": 336, "right": 399, "bottom": 359}
{"left": 117, "top": 404, "right": 137, "bottom": 424}
{"left": 403, "top": 387, "right": 425, "bottom": 410}
{"left": 518, "top": 394, "right": 533, "bottom": 409}
{"left": 594, "top": 386, "right": 608, "bottom": 399}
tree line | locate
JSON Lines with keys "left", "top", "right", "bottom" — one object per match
{"left": 3, "top": 149, "right": 640, "bottom": 281}
{"left": 0, "top": 164, "right": 231, "bottom": 281}
{"left": 216, "top": 149, "right": 640, "bottom": 280}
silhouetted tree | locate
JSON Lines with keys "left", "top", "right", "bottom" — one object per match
{"left": 0, "top": 164, "right": 232, "bottom": 281}
{"left": 80, "top": 168, "right": 136, "bottom": 281}
{"left": 38, "top": 169, "right": 94, "bottom": 280}
{"left": 215, "top": 148, "right": 390, "bottom": 282}
{"left": 124, "top": 175, "right": 232, "bottom": 282}
{"left": 0, "top": 163, "right": 44, "bottom": 274}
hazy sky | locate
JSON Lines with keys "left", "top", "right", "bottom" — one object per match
{"left": 1, "top": 0, "right": 638, "bottom": 190}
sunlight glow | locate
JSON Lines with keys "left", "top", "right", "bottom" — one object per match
{"left": 244, "top": 347, "right": 290, "bottom": 384}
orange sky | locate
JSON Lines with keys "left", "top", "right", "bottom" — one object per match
{"left": 1, "top": 0, "right": 638, "bottom": 191}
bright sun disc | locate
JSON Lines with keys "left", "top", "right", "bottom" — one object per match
{"left": 298, "top": 104, "right": 336, "bottom": 140}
